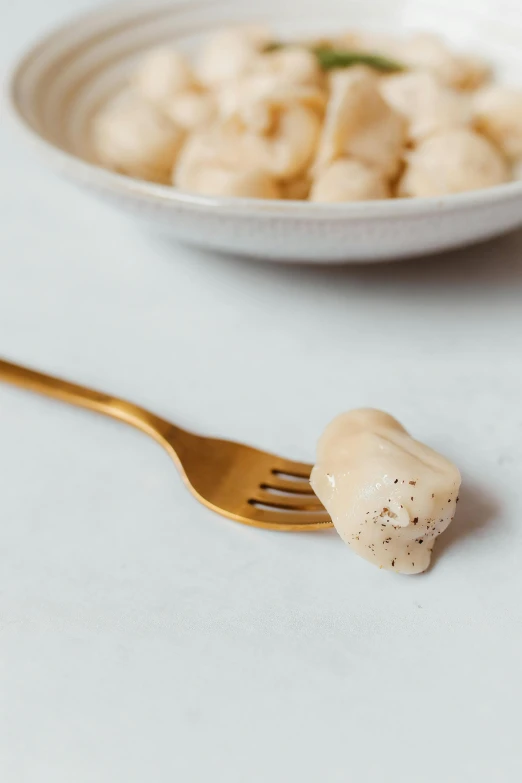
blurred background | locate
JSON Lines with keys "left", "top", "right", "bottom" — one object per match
{"left": 2, "top": 2, "right": 522, "bottom": 782}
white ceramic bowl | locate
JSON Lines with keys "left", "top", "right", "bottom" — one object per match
{"left": 8, "top": 0, "right": 522, "bottom": 263}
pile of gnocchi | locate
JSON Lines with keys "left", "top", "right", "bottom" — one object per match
{"left": 93, "top": 25, "right": 522, "bottom": 201}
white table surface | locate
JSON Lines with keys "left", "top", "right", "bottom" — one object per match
{"left": 2, "top": 2, "right": 522, "bottom": 781}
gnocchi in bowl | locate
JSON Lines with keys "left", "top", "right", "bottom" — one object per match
{"left": 8, "top": 0, "right": 522, "bottom": 262}
{"left": 92, "top": 25, "right": 522, "bottom": 202}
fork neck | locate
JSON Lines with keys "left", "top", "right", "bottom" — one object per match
{"left": 0, "top": 357, "right": 186, "bottom": 451}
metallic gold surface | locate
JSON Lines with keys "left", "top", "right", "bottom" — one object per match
{"left": 0, "top": 358, "right": 332, "bottom": 532}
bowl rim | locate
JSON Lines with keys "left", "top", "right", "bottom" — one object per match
{"left": 7, "top": 0, "right": 522, "bottom": 221}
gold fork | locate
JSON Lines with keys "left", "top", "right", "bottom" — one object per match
{"left": 0, "top": 358, "right": 332, "bottom": 532}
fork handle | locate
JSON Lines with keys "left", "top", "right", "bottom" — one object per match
{"left": 0, "top": 357, "right": 184, "bottom": 447}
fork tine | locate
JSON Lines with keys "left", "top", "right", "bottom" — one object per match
{"left": 270, "top": 460, "right": 314, "bottom": 479}
{"left": 262, "top": 476, "right": 316, "bottom": 494}
{"left": 251, "top": 490, "right": 324, "bottom": 511}
{"left": 245, "top": 505, "right": 332, "bottom": 531}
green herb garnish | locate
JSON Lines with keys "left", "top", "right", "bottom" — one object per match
{"left": 313, "top": 47, "right": 405, "bottom": 73}
{"left": 264, "top": 42, "right": 405, "bottom": 73}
